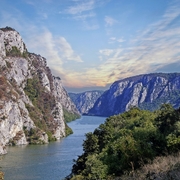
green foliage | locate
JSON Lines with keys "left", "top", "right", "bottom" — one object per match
{"left": 6, "top": 46, "right": 29, "bottom": 58}
{"left": 24, "top": 77, "right": 56, "bottom": 142}
{"left": 70, "top": 104, "right": 180, "bottom": 179}
{"left": 24, "top": 128, "right": 43, "bottom": 144}
{"left": 46, "top": 131, "right": 57, "bottom": 141}
{"left": 139, "top": 90, "right": 180, "bottom": 111}
{"left": 6, "top": 46, "right": 22, "bottom": 57}
{"left": 63, "top": 108, "right": 80, "bottom": 122}
{"left": 65, "top": 123, "right": 73, "bottom": 136}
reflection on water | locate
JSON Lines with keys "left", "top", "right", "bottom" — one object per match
{"left": 1, "top": 116, "right": 106, "bottom": 180}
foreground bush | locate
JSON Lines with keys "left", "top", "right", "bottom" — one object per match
{"left": 69, "top": 104, "right": 180, "bottom": 179}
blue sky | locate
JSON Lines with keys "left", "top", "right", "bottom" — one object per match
{"left": 1, "top": 0, "right": 180, "bottom": 92}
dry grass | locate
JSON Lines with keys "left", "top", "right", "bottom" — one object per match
{"left": 120, "top": 152, "right": 180, "bottom": 180}
{"left": 0, "top": 171, "right": 4, "bottom": 180}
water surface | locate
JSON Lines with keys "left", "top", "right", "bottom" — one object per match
{"left": 1, "top": 116, "right": 106, "bottom": 180}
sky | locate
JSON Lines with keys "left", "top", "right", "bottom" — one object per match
{"left": 1, "top": 0, "right": 180, "bottom": 92}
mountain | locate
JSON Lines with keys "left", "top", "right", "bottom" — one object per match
{"left": 0, "top": 27, "right": 80, "bottom": 155}
{"left": 88, "top": 73, "right": 180, "bottom": 117}
{"left": 69, "top": 91, "right": 103, "bottom": 114}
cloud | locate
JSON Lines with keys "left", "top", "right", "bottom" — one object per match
{"left": 70, "top": 1, "right": 180, "bottom": 88}
{"left": 73, "top": 12, "right": 96, "bottom": 21}
{"left": 27, "top": 30, "right": 64, "bottom": 72}
{"left": 104, "top": 16, "right": 118, "bottom": 27}
{"left": 65, "top": 0, "right": 95, "bottom": 15}
{"left": 99, "top": 49, "right": 114, "bottom": 56}
{"left": 109, "top": 37, "right": 125, "bottom": 44}
{"left": 57, "top": 37, "right": 83, "bottom": 62}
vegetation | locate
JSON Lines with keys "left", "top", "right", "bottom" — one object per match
{"left": 65, "top": 123, "right": 73, "bottom": 136}
{"left": 139, "top": 90, "right": 180, "bottom": 111}
{"left": 24, "top": 77, "right": 56, "bottom": 142}
{"left": 6, "top": 46, "right": 21, "bottom": 57}
{"left": 120, "top": 152, "right": 180, "bottom": 179}
{"left": 6, "top": 46, "right": 28, "bottom": 58}
{"left": 0, "top": 26, "right": 15, "bottom": 32}
{"left": 69, "top": 104, "right": 180, "bottom": 179}
{"left": 24, "top": 76, "right": 76, "bottom": 141}
{"left": 0, "top": 171, "right": 4, "bottom": 180}
{"left": 63, "top": 108, "right": 80, "bottom": 123}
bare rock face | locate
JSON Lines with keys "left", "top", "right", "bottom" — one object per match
{"left": 53, "top": 77, "right": 80, "bottom": 115}
{"left": 69, "top": 91, "right": 103, "bottom": 114}
{"left": 1, "top": 27, "right": 27, "bottom": 54}
{"left": 0, "top": 27, "right": 79, "bottom": 154}
{"left": 88, "top": 73, "right": 180, "bottom": 117}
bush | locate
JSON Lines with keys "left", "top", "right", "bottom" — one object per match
{"left": 63, "top": 108, "right": 80, "bottom": 122}
{"left": 70, "top": 105, "right": 180, "bottom": 179}
{"left": 6, "top": 46, "right": 22, "bottom": 57}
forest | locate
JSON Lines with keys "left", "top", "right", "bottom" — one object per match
{"left": 69, "top": 104, "right": 180, "bottom": 179}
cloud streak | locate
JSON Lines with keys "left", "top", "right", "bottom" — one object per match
{"left": 105, "top": 16, "right": 118, "bottom": 27}
{"left": 60, "top": 1, "right": 180, "bottom": 88}
{"left": 65, "top": 0, "right": 95, "bottom": 15}
{"left": 57, "top": 37, "right": 83, "bottom": 62}
{"left": 1, "top": 0, "right": 180, "bottom": 91}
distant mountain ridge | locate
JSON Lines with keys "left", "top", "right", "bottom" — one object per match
{"left": 88, "top": 73, "right": 180, "bottom": 116}
{"left": 69, "top": 90, "right": 104, "bottom": 114}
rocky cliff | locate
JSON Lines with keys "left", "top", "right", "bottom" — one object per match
{"left": 0, "top": 27, "right": 80, "bottom": 155}
{"left": 88, "top": 73, "right": 180, "bottom": 116}
{"left": 69, "top": 91, "right": 103, "bottom": 114}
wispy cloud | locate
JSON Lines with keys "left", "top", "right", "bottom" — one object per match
{"left": 62, "top": 1, "right": 180, "bottom": 88}
{"left": 73, "top": 12, "right": 96, "bottom": 21}
{"left": 65, "top": 0, "right": 95, "bottom": 15}
{"left": 109, "top": 37, "right": 125, "bottom": 44}
{"left": 104, "top": 16, "right": 118, "bottom": 27}
{"left": 63, "top": 0, "right": 109, "bottom": 30}
{"left": 57, "top": 37, "right": 83, "bottom": 62}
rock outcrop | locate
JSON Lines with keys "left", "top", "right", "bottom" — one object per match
{"left": 0, "top": 27, "right": 79, "bottom": 154}
{"left": 88, "top": 73, "right": 180, "bottom": 116}
{"left": 69, "top": 91, "right": 103, "bottom": 114}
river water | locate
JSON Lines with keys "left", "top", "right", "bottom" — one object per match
{"left": 1, "top": 116, "right": 106, "bottom": 180}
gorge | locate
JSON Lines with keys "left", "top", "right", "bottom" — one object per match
{"left": 1, "top": 26, "right": 180, "bottom": 180}
{"left": 0, "top": 27, "right": 80, "bottom": 155}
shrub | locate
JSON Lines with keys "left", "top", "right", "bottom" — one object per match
{"left": 63, "top": 108, "right": 80, "bottom": 122}
{"left": 70, "top": 105, "right": 180, "bottom": 179}
{"left": 6, "top": 46, "right": 22, "bottom": 57}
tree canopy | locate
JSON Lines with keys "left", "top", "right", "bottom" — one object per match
{"left": 69, "top": 104, "right": 180, "bottom": 180}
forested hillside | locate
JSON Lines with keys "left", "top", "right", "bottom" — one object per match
{"left": 68, "top": 104, "right": 180, "bottom": 180}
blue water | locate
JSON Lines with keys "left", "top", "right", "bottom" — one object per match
{"left": 0, "top": 116, "right": 106, "bottom": 180}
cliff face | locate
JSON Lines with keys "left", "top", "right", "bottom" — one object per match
{"left": 0, "top": 27, "right": 79, "bottom": 155}
{"left": 69, "top": 91, "right": 103, "bottom": 114}
{"left": 88, "top": 73, "right": 180, "bottom": 117}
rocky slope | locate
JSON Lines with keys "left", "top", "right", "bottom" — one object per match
{"left": 0, "top": 27, "right": 80, "bottom": 154}
{"left": 88, "top": 73, "right": 180, "bottom": 116}
{"left": 69, "top": 91, "right": 103, "bottom": 114}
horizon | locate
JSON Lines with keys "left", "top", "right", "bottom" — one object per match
{"left": 1, "top": 0, "right": 180, "bottom": 92}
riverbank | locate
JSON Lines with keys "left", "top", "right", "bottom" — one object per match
{"left": 0, "top": 116, "right": 106, "bottom": 180}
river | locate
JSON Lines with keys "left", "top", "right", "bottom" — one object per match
{"left": 0, "top": 116, "right": 106, "bottom": 180}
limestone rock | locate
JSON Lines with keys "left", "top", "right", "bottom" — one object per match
{"left": 69, "top": 91, "right": 103, "bottom": 114}
{"left": 0, "top": 27, "right": 79, "bottom": 154}
{"left": 89, "top": 73, "right": 180, "bottom": 116}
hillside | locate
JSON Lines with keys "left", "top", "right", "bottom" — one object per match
{"left": 0, "top": 27, "right": 80, "bottom": 154}
{"left": 69, "top": 104, "right": 180, "bottom": 180}
{"left": 69, "top": 90, "right": 103, "bottom": 114}
{"left": 88, "top": 73, "right": 180, "bottom": 116}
